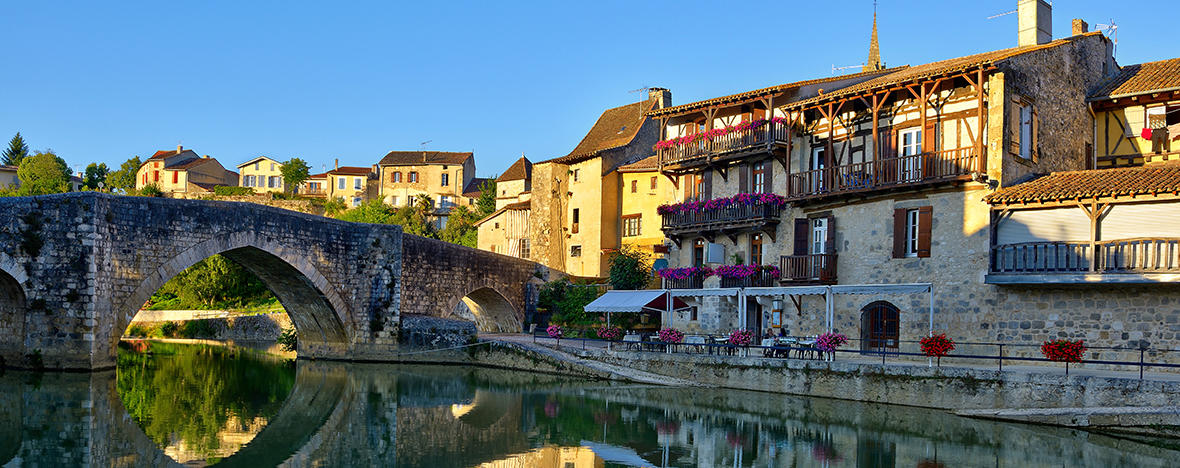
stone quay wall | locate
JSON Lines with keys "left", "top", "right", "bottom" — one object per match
{"left": 128, "top": 313, "right": 293, "bottom": 341}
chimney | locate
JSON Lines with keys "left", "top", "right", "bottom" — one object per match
{"left": 176, "top": 144, "right": 183, "bottom": 154}
{"left": 1017, "top": 0, "right": 1052, "bottom": 46}
{"left": 647, "top": 88, "right": 672, "bottom": 109}
{"left": 1072, "top": 18, "right": 1089, "bottom": 36}
{"left": 334, "top": 158, "right": 339, "bottom": 170}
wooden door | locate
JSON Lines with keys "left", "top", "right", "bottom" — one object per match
{"left": 860, "top": 301, "right": 900, "bottom": 351}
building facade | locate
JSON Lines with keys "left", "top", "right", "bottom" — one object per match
{"left": 326, "top": 166, "right": 377, "bottom": 207}
{"left": 476, "top": 156, "right": 534, "bottom": 259}
{"left": 237, "top": 156, "right": 287, "bottom": 193}
{"left": 376, "top": 151, "right": 477, "bottom": 210}
{"left": 1089, "top": 56, "right": 1180, "bottom": 168}
{"left": 0, "top": 165, "right": 17, "bottom": 189}
{"left": 134, "top": 146, "right": 238, "bottom": 198}
{"left": 617, "top": 155, "right": 675, "bottom": 266}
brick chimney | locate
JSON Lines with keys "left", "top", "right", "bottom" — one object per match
{"left": 176, "top": 144, "right": 183, "bottom": 154}
{"left": 1017, "top": 0, "right": 1052, "bottom": 46}
{"left": 1072, "top": 18, "right": 1089, "bottom": 36}
{"left": 334, "top": 158, "right": 339, "bottom": 170}
{"left": 648, "top": 87, "right": 672, "bottom": 109}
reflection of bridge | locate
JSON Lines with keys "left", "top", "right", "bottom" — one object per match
{"left": 0, "top": 193, "right": 549, "bottom": 369}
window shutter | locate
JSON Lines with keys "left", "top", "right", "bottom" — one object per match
{"left": 917, "top": 206, "right": 933, "bottom": 258}
{"left": 824, "top": 214, "right": 836, "bottom": 254}
{"left": 793, "top": 218, "right": 809, "bottom": 256}
{"left": 738, "top": 163, "right": 749, "bottom": 193}
{"left": 892, "top": 208, "right": 907, "bottom": 258}
{"left": 923, "top": 120, "right": 938, "bottom": 177}
{"left": 763, "top": 161, "right": 774, "bottom": 193}
{"left": 1031, "top": 107, "right": 1039, "bottom": 161}
{"left": 1009, "top": 101, "right": 1021, "bottom": 155}
{"left": 880, "top": 128, "right": 896, "bottom": 159}
{"left": 702, "top": 170, "right": 713, "bottom": 199}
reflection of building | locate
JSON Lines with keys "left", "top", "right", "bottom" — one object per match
{"left": 162, "top": 415, "right": 270, "bottom": 465}
{"left": 134, "top": 145, "right": 238, "bottom": 197}
{"left": 476, "top": 446, "right": 602, "bottom": 468}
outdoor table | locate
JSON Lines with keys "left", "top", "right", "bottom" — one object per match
{"left": 685, "top": 336, "right": 707, "bottom": 354}
{"left": 796, "top": 339, "right": 818, "bottom": 360}
{"left": 622, "top": 334, "right": 640, "bottom": 351}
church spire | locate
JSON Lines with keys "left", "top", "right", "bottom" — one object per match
{"left": 863, "top": 2, "right": 885, "bottom": 72}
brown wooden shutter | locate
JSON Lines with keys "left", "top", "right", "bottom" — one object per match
{"left": 702, "top": 170, "right": 713, "bottom": 199}
{"left": 1008, "top": 101, "right": 1021, "bottom": 155}
{"left": 793, "top": 218, "right": 809, "bottom": 256}
{"left": 738, "top": 163, "right": 750, "bottom": 193}
{"left": 917, "top": 206, "right": 933, "bottom": 258}
{"left": 923, "top": 120, "right": 937, "bottom": 153}
{"left": 824, "top": 214, "right": 836, "bottom": 253}
{"left": 892, "top": 208, "right": 907, "bottom": 258}
{"left": 881, "top": 128, "right": 897, "bottom": 159}
{"left": 763, "top": 161, "right": 773, "bottom": 193}
{"left": 1031, "top": 107, "right": 1039, "bottom": 161}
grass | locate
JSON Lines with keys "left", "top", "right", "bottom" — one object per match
{"left": 145, "top": 295, "right": 284, "bottom": 315}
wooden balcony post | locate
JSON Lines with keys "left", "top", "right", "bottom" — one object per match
{"left": 976, "top": 67, "right": 986, "bottom": 174}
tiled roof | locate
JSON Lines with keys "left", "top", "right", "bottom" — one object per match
{"left": 539, "top": 99, "right": 656, "bottom": 165}
{"left": 473, "top": 199, "right": 530, "bottom": 227}
{"left": 237, "top": 156, "right": 281, "bottom": 168}
{"left": 496, "top": 157, "right": 532, "bottom": 182}
{"left": 463, "top": 177, "right": 491, "bottom": 198}
{"left": 165, "top": 158, "right": 212, "bottom": 170}
{"left": 307, "top": 172, "right": 328, "bottom": 180}
{"left": 378, "top": 151, "right": 472, "bottom": 166}
{"left": 0, "top": 165, "right": 17, "bottom": 172}
{"left": 647, "top": 67, "right": 903, "bottom": 118}
{"left": 787, "top": 32, "right": 1104, "bottom": 109}
{"left": 985, "top": 164, "right": 1180, "bottom": 204}
{"left": 328, "top": 166, "right": 373, "bottom": 176}
{"left": 617, "top": 155, "right": 659, "bottom": 173}
{"left": 149, "top": 149, "right": 193, "bottom": 160}
{"left": 1089, "top": 57, "right": 1180, "bottom": 101}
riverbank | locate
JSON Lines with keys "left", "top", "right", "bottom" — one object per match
{"left": 125, "top": 313, "right": 291, "bottom": 342}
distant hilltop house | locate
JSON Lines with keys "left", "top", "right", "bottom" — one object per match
{"left": 375, "top": 150, "right": 485, "bottom": 212}
{"left": 135, "top": 145, "right": 237, "bottom": 198}
{"left": 326, "top": 164, "right": 378, "bottom": 207}
{"left": 237, "top": 156, "right": 287, "bottom": 193}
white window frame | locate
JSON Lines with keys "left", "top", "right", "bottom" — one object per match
{"left": 337, "top": 177, "right": 345, "bottom": 190}
{"left": 810, "top": 218, "right": 827, "bottom": 255}
{"left": 352, "top": 196, "right": 362, "bottom": 206}
{"left": 899, "top": 127, "right": 923, "bottom": 181}
{"left": 904, "top": 209, "right": 920, "bottom": 258}
{"left": 1019, "top": 104, "right": 1034, "bottom": 160}
{"left": 354, "top": 177, "right": 362, "bottom": 190}
{"left": 441, "top": 173, "right": 449, "bottom": 187}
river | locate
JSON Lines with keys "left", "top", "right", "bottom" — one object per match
{"left": 0, "top": 341, "right": 1175, "bottom": 467}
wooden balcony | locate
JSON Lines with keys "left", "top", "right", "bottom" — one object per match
{"left": 987, "top": 238, "right": 1180, "bottom": 284}
{"left": 661, "top": 202, "right": 784, "bottom": 243}
{"left": 1097, "top": 150, "right": 1180, "bottom": 168}
{"left": 786, "top": 147, "right": 979, "bottom": 202}
{"left": 780, "top": 253, "right": 837, "bottom": 284}
{"left": 657, "top": 121, "right": 790, "bottom": 172}
{"left": 719, "top": 270, "right": 779, "bottom": 288}
{"left": 663, "top": 275, "right": 706, "bottom": 290}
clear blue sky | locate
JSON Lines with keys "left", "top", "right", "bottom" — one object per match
{"left": 1, "top": 1, "right": 1171, "bottom": 177}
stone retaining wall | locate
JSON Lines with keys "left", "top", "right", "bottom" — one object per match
{"left": 128, "top": 314, "right": 292, "bottom": 341}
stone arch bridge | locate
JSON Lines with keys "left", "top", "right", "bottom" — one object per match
{"left": 0, "top": 193, "right": 548, "bottom": 370}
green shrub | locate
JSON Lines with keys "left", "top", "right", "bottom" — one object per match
{"left": 213, "top": 186, "right": 253, "bottom": 196}
{"left": 138, "top": 184, "right": 164, "bottom": 197}
{"left": 277, "top": 328, "right": 297, "bottom": 352}
{"left": 160, "top": 321, "right": 179, "bottom": 338}
{"left": 126, "top": 324, "right": 149, "bottom": 337}
{"left": 179, "top": 320, "right": 218, "bottom": 338}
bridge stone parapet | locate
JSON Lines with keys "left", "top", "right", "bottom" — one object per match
{"left": 0, "top": 192, "right": 543, "bottom": 370}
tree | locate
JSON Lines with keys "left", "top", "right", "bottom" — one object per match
{"left": 334, "top": 195, "right": 438, "bottom": 238}
{"left": 475, "top": 179, "right": 496, "bottom": 217}
{"left": 2, "top": 133, "right": 29, "bottom": 166}
{"left": 107, "top": 156, "right": 142, "bottom": 193}
{"left": 16, "top": 151, "right": 71, "bottom": 195}
{"left": 439, "top": 205, "right": 481, "bottom": 247}
{"left": 84, "top": 162, "right": 110, "bottom": 190}
{"left": 279, "top": 158, "right": 310, "bottom": 193}
{"left": 608, "top": 245, "right": 652, "bottom": 290}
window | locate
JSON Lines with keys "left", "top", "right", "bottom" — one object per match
{"left": 893, "top": 207, "right": 932, "bottom": 258}
{"left": 440, "top": 195, "right": 452, "bottom": 208}
{"left": 392, "top": 172, "right": 402, "bottom": 183}
{"left": 494, "top": 222, "right": 499, "bottom": 229}
{"left": 811, "top": 218, "right": 828, "bottom": 255}
{"left": 650, "top": 176, "right": 657, "bottom": 190}
{"left": 254, "top": 162, "right": 259, "bottom": 171}
{"left": 337, "top": 177, "right": 345, "bottom": 190}
{"left": 409, "top": 172, "right": 419, "bottom": 183}
{"left": 390, "top": 196, "right": 399, "bottom": 206}
{"left": 750, "top": 233, "right": 763, "bottom": 264}
{"left": 153, "top": 171, "right": 159, "bottom": 182}
{"left": 172, "top": 172, "right": 178, "bottom": 184}
{"left": 622, "top": 215, "right": 641, "bottom": 237}
{"left": 631, "top": 179, "right": 638, "bottom": 193}
{"left": 692, "top": 239, "right": 706, "bottom": 267}
{"left": 270, "top": 176, "right": 280, "bottom": 188}
{"left": 571, "top": 208, "right": 580, "bottom": 233}
{"left": 441, "top": 173, "right": 450, "bottom": 187}
{"left": 570, "top": 245, "right": 582, "bottom": 257}
{"left": 690, "top": 307, "right": 698, "bottom": 321}
{"left": 899, "top": 127, "right": 923, "bottom": 181}
{"left": 354, "top": 177, "right": 362, "bottom": 190}
{"left": 352, "top": 197, "right": 362, "bottom": 206}
{"left": 270, "top": 163, "right": 275, "bottom": 171}
{"left": 573, "top": 169, "right": 580, "bottom": 182}
{"left": 752, "top": 162, "right": 766, "bottom": 193}
{"left": 1019, "top": 104, "right": 1034, "bottom": 160}
{"left": 518, "top": 239, "right": 530, "bottom": 259}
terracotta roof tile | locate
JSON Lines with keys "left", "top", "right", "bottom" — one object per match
{"left": 328, "top": 166, "right": 373, "bottom": 176}
{"left": 617, "top": 155, "right": 659, "bottom": 173}
{"left": 539, "top": 99, "right": 656, "bottom": 165}
{"left": 647, "top": 67, "right": 903, "bottom": 118}
{"left": 378, "top": 151, "right": 472, "bottom": 166}
{"left": 496, "top": 157, "right": 532, "bottom": 182}
{"left": 985, "top": 163, "right": 1180, "bottom": 204}
{"left": 473, "top": 199, "right": 531, "bottom": 227}
{"left": 787, "top": 32, "right": 1104, "bottom": 109}
{"left": 1089, "top": 57, "right": 1180, "bottom": 101}
{"left": 463, "top": 177, "right": 492, "bottom": 198}
{"left": 165, "top": 158, "right": 212, "bottom": 170}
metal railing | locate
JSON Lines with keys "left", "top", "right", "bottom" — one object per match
{"left": 991, "top": 238, "right": 1180, "bottom": 274}
{"left": 719, "top": 270, "right": 779, "bottom": 288}
{"left": 657, "top": 121, "right": 790, "bottom": 167}
{"left": 663, "top": 275, "right": 706, "bottom": 289}
{"left": 780, "top": 253, "right": 837, "bottom": 284}
{"left": 529, "top": 333, "right": 1180, "bottom": 379}
{"left": 787, "top": 147, "right": 978, "bottom": 200}
{"left": 661, "top": 202, "right": 784, "bottom": 232}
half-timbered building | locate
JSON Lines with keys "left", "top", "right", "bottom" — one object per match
{"left": 1089, "top": 57, "right": 1180, "bottom": 168}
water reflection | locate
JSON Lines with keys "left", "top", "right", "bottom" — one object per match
{"left": 0, "top": 342, "right": 1176, "bottom": 467}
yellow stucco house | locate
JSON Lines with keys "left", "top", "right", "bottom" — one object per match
{"left": 326, "top": 166, "right": 377, "bottom": 207}
{"left": 237, "top": 156, "right": 287, "bottom": 193}
{"left": 134, "top": 145, "right": 238, "bottom": 198}
{"left": 376, "top": 151, "right": 483, "bottom": 211}
{"left": 617, "top": 154, "right": 675, "bottom": 263}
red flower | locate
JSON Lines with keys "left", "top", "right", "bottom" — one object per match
{"left": 1041, "top": 339, "right": 1086, "bottom": 363}
{"left": 920, "top": 333, "right": 955, "bottom": 357}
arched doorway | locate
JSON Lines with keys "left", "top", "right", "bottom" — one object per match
{"left": 860, "top": 301, "right": 899, "bottom": 352}
{"left": 0, "top": 269, "right": 26, "bottom": 367}
{"left": 458, "top": 287, "right": 521, "bottom": 333}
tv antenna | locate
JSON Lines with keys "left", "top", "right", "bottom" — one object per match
{"left": 627, "top": 86, "right": 651, "bottom": 94}
{"left": 832, "top": 64, "right": 861, "bottom": 74}
{"left": 419, "top": 140, "right": 432, "bottom": 150}
{"left": 1096, "top": 20, "right": 1118, "bottom": 57}
{"left": 986, "top": 10, "right": 1016, "bottom": 20}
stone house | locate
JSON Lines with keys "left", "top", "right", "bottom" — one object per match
{"left": 326, "top": 166, "right": 377, "bottom": 207}
{"left": 0, "top": 165, "right": 17, "bottom": 189}
{"left": 375, "top": 151, "right": 479, "bottom": 211}
{"left": 237, "top": 156, "right": 287, "bottom": 193}
{"left": 1088, "top": 56, "right": 1180, "bottom": 168}
{"left": 134, "top": 145, "right": 238, "bottom": 198}
{"left": 527, "top": 88, "right": 672, "bottom": 278}
{"left": 297, "top": 172, "right": 329, "bottom": 197}
{"left": 475, "top": 156, "right": 533, "bottom": 258}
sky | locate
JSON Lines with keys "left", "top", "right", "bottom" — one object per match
{"left": 0, "top": 1, "right": 1172, "bottom": 177}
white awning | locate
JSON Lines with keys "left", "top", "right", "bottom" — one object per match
{"left": 830, "top": 283, "right": 932, "bottom": 295}
{"left": 584, "top": 290, "right": 688, "bottom": 313}
{"left": 668, "top": 288, "right": 742, "bottom": 297}
{"left": 743, "top": 286, "right": 829, "bottom": 296}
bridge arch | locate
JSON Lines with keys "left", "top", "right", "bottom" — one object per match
{"left": 118, "top": 231, "right": 354, "bottom": 359}
{"left": 452, "top": 286, "right": 521, "bottom": 333}
{"left": 0, "top": 253, "right": 27, "bottom": 367}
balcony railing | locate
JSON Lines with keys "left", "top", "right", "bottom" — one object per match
{"left": 787, "top": 147, "right": 978, "bottom": 200}
{"left": 780, "top": 253, "right": 838, "bottom": 284}
{"left": 657, "top": 121, "right": 790, "bottom": 168}
{"left": 663, "top": 275, "right": 706, "bottom": 290}
{"left": 719, "top": 270, "right": 779, "bottom": 288}
{"left": 661, "top": 202, "right": 784, "bottom": 235}
{"left": 990, "top": 238, "right": 1180, "bottom": 275}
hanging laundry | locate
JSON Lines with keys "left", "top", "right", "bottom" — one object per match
{"left": 1142, "top": 127, "right": 1153, "bottom": 140}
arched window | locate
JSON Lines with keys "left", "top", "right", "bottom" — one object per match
{"left": 860, "top": 301, "right": 899, "bottom": 351}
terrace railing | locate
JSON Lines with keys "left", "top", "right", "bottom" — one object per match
{"left": 719, "top": 270, "right": 779, "bottom": 288}
{"left": 657, "top": 121, "right": 790, "bottom": 168}
{"left": 780, "top": 253, "right": 838, "bottom": 284}
{"left": 663, "top": 274, "right": 707, "bottom": 290}
{"left": 787, "top": 147, "right": 978, "bottom": 200}
{"left": 990, "top": 238, "right": 1180, "bottom": 274}
{"left": 661, "top": 202, "right": 784, "bottom": 234}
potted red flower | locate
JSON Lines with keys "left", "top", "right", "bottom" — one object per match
{"left": 1041, "top": 339, "right": 1086, "bottom": 374}
{"left": 919, "top": 333, "right": 956, "bottom": 367}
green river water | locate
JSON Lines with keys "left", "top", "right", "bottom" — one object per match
{"left": 0, "top": 341, "right": 1175, "bottom": 467}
